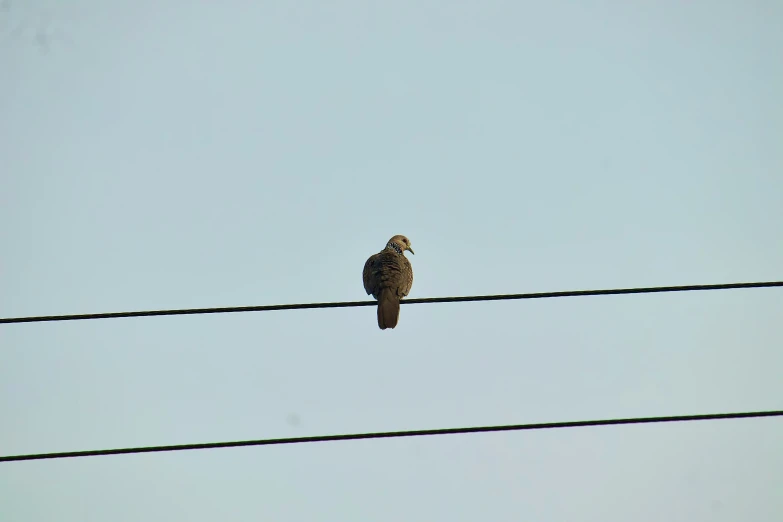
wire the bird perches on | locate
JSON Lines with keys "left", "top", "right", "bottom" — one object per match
{"left": 1, "top": 281, "right": 781, "bottom": 325}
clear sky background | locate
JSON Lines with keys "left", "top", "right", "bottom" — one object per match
{"left": 1, "top": 1, "right": 782, "bottom": 520}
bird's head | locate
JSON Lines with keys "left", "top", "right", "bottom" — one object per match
{"left": 387, "top": 235, "right": 414, "bottom": 255}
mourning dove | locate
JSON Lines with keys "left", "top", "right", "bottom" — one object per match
{"left": 363, "top": 235, "right": 414, "bottom": 330}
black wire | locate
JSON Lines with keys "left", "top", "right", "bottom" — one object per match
{"left": 1, "top": 410, "right": 780, "bottom": 463}
{"left": 1, "top": 281, "right": 781, "bottom": 325}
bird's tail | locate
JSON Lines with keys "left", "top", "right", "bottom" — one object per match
{"left": 377, "top": 288, "right": 400, "bottom": 330}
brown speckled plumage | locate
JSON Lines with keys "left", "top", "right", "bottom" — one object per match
{"left": 363, "top": 235, "right": 414, "bottom": 330}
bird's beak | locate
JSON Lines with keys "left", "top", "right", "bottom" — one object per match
{"left": 408, "top": 247, "right": 415, "bottom": 255}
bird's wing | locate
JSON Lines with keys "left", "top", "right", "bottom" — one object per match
{"left": 363, "top": 253, "right": 378, "bottom": 296}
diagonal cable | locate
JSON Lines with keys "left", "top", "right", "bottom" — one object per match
{"left": 1, "top": 281, "right": 781, "bottom": 324}
{"left": 1, "top": 410, "right": 781, "bottom": 463}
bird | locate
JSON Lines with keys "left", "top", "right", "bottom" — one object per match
{"left": 363, "top": 235, "right": 414, "bottom": 330}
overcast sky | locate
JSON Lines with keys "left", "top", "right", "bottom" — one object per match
{"left": 2, "top": 1, "right": 782, "bottom": 521}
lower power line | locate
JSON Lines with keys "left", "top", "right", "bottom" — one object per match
{"left": 1, "top": 409, "right": 780, "bottom": 463}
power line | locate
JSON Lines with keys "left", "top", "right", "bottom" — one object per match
{"left": 1, "top": 281, "right": 781, "bottom": 325}
{"left": 1, "top": 410, "right": 780, "bottom": 463}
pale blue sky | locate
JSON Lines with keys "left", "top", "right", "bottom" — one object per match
{"left": 2, "top": 1, "right": 782, "bottom": 520}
